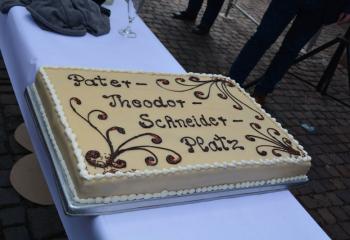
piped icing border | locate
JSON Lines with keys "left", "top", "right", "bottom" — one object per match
{"left": 79, "top": 175, "right": 308, "bottom": 203}
{"left": 38, "top": 66, "right": 311, "bottom": 183}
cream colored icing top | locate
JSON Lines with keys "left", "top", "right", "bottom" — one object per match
{"left": 39, "top": 67, "right": 308, "bottom": 177}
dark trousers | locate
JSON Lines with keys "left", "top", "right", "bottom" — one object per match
{"left": 185, "top": 0, "right": 225, "bottom": 30}
{"left": 229, "top": 0, "right": 326, "bottom": 95}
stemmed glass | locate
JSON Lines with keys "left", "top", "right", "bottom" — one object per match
{"left": 119, "top": 0, "right": 145, "bottom": 38}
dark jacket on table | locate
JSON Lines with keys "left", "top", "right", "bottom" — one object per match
{"left": 0, "top": 0, "right": 110, "bottom": 36}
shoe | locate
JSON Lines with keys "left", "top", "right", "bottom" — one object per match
{"left": 252, "top": 92, "right": 266, "bottom": 106}
{"left": 192, "top": 26, "right": 209, "bottom": 35}
{"left": 172, "top": 12, "right": 196, "bottom": 22}
{"left": 253, "top": 95, "right": 266, "bottom": 106}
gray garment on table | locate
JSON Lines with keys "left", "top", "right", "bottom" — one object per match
{"left": 0, "top": 0, "right": 110, "bottom": 36}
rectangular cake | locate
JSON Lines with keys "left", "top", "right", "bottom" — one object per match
{"left": 34, "top": 67, "right": 311, "bottom": 204}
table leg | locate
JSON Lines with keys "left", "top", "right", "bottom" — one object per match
{"left": 294, "top": 38, "right": 340, "bottom": 64}
{"left": 221, "top": 0, "right": 259, "bottom": 25}
{"left": 318, "top": 42, "right": 346, "bottom": 94}
{"left": 346, "top": 45, "right": 350, "bottom": 92}
{"left": 224, "top": 0, "right": 236, "bottom": 17}
{"left": 302, "top": 28, "right": 322, "bottom": 53}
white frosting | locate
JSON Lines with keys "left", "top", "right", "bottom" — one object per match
{"left": 36, "top": 66, "right": 311, "bottom": 204}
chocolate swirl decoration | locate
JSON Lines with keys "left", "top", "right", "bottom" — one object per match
{"left": 69, "top": 97, "right": 182, "bottom": 174}
{"left": 156, "top": 76, "right": 264, "bottom": 121}
{"left": 245, "top": 122, "right": 303, "bottom": 157}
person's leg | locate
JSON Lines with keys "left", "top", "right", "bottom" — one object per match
{"left": 173, "top": 0, "right": 204, "bottom": 20}
{"left": 229, "top": 0, "right": 297, "bottom": 84}
{"left": 254, "top": 7, "right": 324, "bottom": 95}
{"left": 197, "top": 0, "right": 225, "bottom": 31}
{"left": 186, "top": 0, "right": 204, "bottom": 17}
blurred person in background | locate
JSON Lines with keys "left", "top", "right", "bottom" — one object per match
{"left": 229, "top": 0, "right": 350, "bottom": 105}
{"left": 172, "top": 0, "right": 225, "bottom": 35}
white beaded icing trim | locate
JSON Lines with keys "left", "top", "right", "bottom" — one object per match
{"left": 38, "top": 66, "right": 311, "bottom": 184}
{"left": 35, "top": 85, "right": 81, "bottom": 201}
{"left": 81, "top": 175, "right": 308, "bottom": 204}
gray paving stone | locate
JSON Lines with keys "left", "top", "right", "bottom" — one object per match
{"left": 331, "top": 179, "right": 347, "bottom": 191}
{"left": 0, "top": 126, "right": 7, "bottom": 140}
{"left": 0, "top": 206, "right": 26, "bottom": 226}
{"left": 0, "top": 85, "right": 14, "bottom": 93}
{"left": 0, "top": 188, "right": 20, "bottom": 207}
{"left": 0, "top": 70, "right": 9, "bottom": 80}
{"left": 4, "top": 117, "right": 23, "bottom": 132}
{"left": 343, "top": 179, "right": 350, "bottom": 188}
{"left": 340, "top": 222, "right": 350, "bottom": 236}
{"left": 0, "top": 155, "right": 13, "bottom": 170}
{"left": 344, "top": 206, "right": 350, "bottom": 217}
{"left": 8, "top": 135, "right": 28, "bottom": 155}
{"left": 310, "top": 181, "right": 327, "bottom": 193}
{"left": 294, "top": 185, "right": 314, "bottom": 195}
{"left": 3, "top": 226, "right": 30, "bottom": 240}
{"left": 337, "top": 191, "right": 350, "bottom": 204}
{"left": 319, "top": 180, "right": 337, "bottom": 192}
{"left": 324, "top": 224, "right": 349, "bottom": 240}
{"left": 330, "top": 206, "right": 349, "bottom": 222}
{"left": 318, "top": 208, "right": 337, "bottom": 225}
{"left": 314, "top": 194, "right": 332, "bottom": 208}
{"left": 336, "top": 165, "right": 350, "bottom": 178}
{"left": 27, "top": 207, "right": 65, "bottom": 239}
{"left": 298, "top": 196, "right": 319, "bottom": 209}
{"left": 0, "top": 94, "right": 17, "bottom": 105}
{"left": 3, "top": 105, "right": 21, "bottom": 118}
{"left": 308, "top": 168, "right": 320, "bottom": 180}
{"left": 0, "top": 58, "right": 5, "bottom": 68}
{"left": 0, "top": 143, "right": 8, "bottom": 154}
{"left": 0, "top": 111, "right": 4, "bottom": 125}
{"left": 326, "top": 192, "right": 344, "bottom": 206}
{"left": 308, "top": 209, "right": 325, "bottom": 226}
{"left": 0, "top": 170, "right": 11, "bottom": 187}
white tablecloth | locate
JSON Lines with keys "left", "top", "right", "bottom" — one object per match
{"left": 0, "top": 2, "right": 329, "bottom": 239}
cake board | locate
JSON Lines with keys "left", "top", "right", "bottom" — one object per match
{"left": 25, "top": 84, "right": 307, "bottom": 216}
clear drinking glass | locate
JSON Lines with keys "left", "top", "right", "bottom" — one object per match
{"left": 119, "top": 0, "right": 145, "bottom": 38}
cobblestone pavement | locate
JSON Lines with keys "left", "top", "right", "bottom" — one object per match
{"left": 0, "top": 58, "right": 67, "bottom": 239}
{"left": 1, "top": 0, "right": 350, "bottom": 239}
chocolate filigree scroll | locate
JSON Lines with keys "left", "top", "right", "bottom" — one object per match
{"left": 245, "top": 122, "right": 303, "bottom": 157}
{"left": 156, "top": 76, "right": 264, "bottom": 121}
{"left": 69, "top": 97, "right": 182, "bottom": 173}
